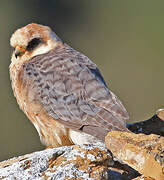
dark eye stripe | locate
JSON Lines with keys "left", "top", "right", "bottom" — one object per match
{"left": 26, "top": 38, "right": 42, "bottom": 51}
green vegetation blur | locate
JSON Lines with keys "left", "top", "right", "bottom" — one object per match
{"left": 0, "top": 0, "right": 164, "bottom": 161}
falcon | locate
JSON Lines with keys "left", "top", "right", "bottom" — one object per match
{"left": 10, "top": 23, "right": 129, "bottom": 147}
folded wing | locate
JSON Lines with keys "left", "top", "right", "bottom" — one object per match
{"left": 21, "top": 44, "right": 129, "bottom": 140}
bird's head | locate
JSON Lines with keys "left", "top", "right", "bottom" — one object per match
{"left": 10, "top": 23, "right": 62, "bottom": 63}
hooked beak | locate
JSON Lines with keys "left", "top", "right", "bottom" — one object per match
{"left": 15, "top": 46, "right": 26, "bottom": 58}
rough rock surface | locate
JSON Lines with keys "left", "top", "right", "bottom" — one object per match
{"left": 105, "top": 131, "right": 164, "bottom": 180}
{"left": 0, "top": 144, "right": 111, "bottom": 179}
{"left": 127, "top": 109, "right": 164, "bottom": 136}
{"left": 133, "top": 176, "right": 155, "bottom": 180}
{"left": 0, "top": 144, "right": 141, "bottom": 180}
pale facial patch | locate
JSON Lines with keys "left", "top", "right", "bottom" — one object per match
{"left": 31, "top": 40, "right": 58, "bottom": 57}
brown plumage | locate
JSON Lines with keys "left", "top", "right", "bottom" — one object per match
{"left": 10, "top": 23, "right": 129, "bottom": 147}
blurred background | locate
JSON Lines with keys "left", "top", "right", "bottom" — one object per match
{"left": 0, "top": 0, "right": 164, "bottom": 161}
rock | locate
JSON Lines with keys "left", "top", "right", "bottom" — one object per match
{"left": 157, "top": 109, "right": 164, "bottom": 121}
{"left": 0, "top": 144, "right": 111, "bottom": 179}
{"left": 132, "top": 176, "right": 155, "bottom": 180}
{"left": 0, "top": 144, "right": 141, "bottom": 180}
{"left": 127, "top": 109, "right": 164, "bottom": 136}
{"left": 105, "top": 131, "right": 164, "bottom": 180}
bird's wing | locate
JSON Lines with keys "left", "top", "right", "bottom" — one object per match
{"left": 21, "top": 44, "right": 129, "bottom": 140}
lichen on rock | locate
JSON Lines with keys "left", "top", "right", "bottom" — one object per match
{"left": 0, "top": 144, "right": 112, "bottom": 180}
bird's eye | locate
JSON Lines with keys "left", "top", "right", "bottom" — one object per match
{"left": 26, "top": 38, "right": 42, "bottom": 51}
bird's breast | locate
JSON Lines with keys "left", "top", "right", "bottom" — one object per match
{"left": 9, "top": 62, "right": 73, "bottom": 147}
